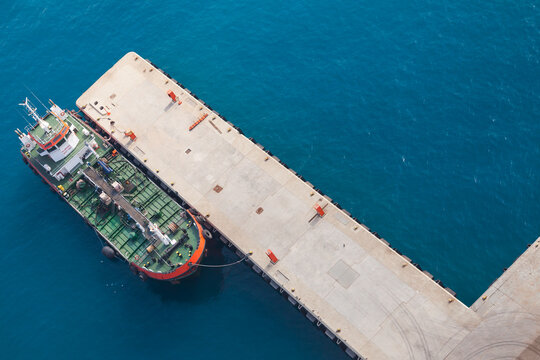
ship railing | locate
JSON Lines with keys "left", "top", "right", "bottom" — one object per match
{"left": 24, "top": 116, "right": 65, "bottom": 144}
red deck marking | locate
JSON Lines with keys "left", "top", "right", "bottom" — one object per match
{"left": 189, "top": 113, "right": 208, "bottom": 131}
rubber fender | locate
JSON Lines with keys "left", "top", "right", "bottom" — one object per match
{"left": 101, "top": 246, "right": 115, "bottom": 259}
{"left": 203, "top": 229, "right": 213, "bottom": 240}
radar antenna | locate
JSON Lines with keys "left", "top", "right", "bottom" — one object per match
{"left": 19, "top": 98, "right": 42, "bottom": 123}
{"left": 19, "top": 97, "right": 51, "bottom": 133}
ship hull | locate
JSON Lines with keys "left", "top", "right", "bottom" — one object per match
{"left": 21, "top": 149, "right": 206, "bottom": 282}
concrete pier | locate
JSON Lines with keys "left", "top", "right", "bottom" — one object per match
{"left": 76, "top": 52, "right": 540, "bottom": 360}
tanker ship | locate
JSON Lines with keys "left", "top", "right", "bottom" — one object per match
{"left": 17, "top": 98, "right": 206, "bottom": 281}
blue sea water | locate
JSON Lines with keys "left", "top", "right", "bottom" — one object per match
{"left": 0, "top": 1, "right": 539, "bottom": 359}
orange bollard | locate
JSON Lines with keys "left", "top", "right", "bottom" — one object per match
{"left": 124, "top": 130, "right": 137, "bottom": 140}
{"left": 314, "top": 204, "right": 325, "bottom": 216}
{"left": 266, "top": 249, "right": 278, "bottom": 264}
{"left": 167, "top": 90, "right": 177, "bottom": 101}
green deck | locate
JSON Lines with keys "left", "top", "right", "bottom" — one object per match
{"left": 23, "top": 112, "right": 201, "bottom": 274}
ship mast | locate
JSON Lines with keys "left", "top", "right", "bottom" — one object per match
{"left": 19, "top": 97, "right": 51, "bottom": 133}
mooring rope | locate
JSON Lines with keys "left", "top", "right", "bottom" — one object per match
{"left": 94, "top": 229, "right": 104, "bottom": 247}
{"left": 189, "top": 253, "right": 251, "bottom": 268}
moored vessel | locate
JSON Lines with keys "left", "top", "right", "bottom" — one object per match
{"left": 17, "top": 98, "right": 206, "bottom": 281}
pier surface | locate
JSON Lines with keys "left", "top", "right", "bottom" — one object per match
{"left": 77, "top": 52, "right": 540, "bottom": 360}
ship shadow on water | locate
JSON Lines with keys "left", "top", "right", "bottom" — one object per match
{"left": 144, "top": 237, "right": 228, "bottom": 304}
